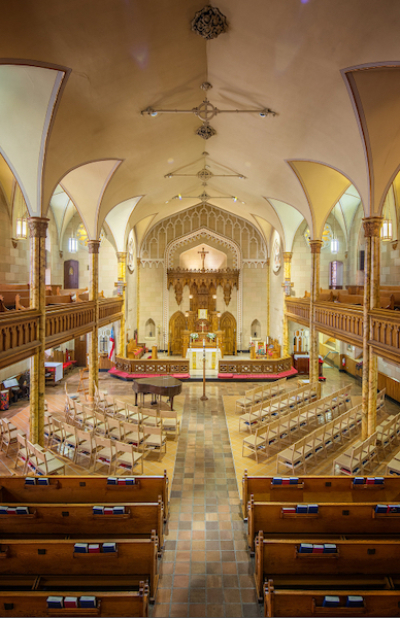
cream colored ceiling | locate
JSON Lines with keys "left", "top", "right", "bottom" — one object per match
{"left": 0, "top": 1, "right": 399, "bottom": 241}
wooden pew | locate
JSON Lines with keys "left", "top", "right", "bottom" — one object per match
{"left": 0, "top": 587, "right": 149, "bottom": 617}
{"left": 0, "top": 536, "right": 159, "bottom": 601}
{"left": 264, "top": 580, "right": 400, "bottom": 617}
{"left": 0, "top": 474, "right": 170, "bottom": 521}
{"left": 0, "top": 500, "right": 164, "bottom": 551}
{"left": 255, "top": 534, "right": 400, "bottom": 600}
{"left": 247, "top": 499, "right": 400, "bottom": 551}
{"left": 242, "top": 474, "right": 400, "bottom": 518}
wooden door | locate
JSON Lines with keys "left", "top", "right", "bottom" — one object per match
{"left": 169, "top": 311, "right": 186, "bottom": 356}
{"left": 64, "top": 260, "right": 79, "bottom": 289}
{"left": 220, "top": 312, "right": 236, "bottom": 356}
{"left": 74, "top": 336, "right": 87, "bottom": 367}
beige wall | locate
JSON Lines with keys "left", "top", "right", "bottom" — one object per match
{"left": 138, "top": 264, "right": 163, "bottom": 344}
{"left": 270, "top": 231, "right": 284, "bottom": 344}
{"left": 242, "top": 265, "right": 267, "bottom": 348}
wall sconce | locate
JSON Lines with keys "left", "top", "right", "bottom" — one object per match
{"left": 68, "top": 236, "right": 78, "bottom": 253}
{"left": 16, "top": 217, "right": 27, "bottom": 239}
{"left": 189, "top": 294, "right": 193, "bottom": 299}
{"left": 381, "top": 219, "right": 393, "bottom": 242}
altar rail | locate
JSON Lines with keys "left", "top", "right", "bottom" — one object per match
{"left": 219, "top": 357, "right": 293, "bottom": 375}
{"left": 0, "top": 298, "right": 123, "bottom": 370}
{"left": 286, "top": 298, "right": 400, "bottom": 363}
{"left": 115, "top": 357, "right": 190, "bottom": 374}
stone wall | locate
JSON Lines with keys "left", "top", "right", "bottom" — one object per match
{"left": 242, "top": 265, "right": 267, "bottom": 348}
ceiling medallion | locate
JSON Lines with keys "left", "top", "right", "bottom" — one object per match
{"left": 164, "top": 151, "right": 246, "bottom": 181}
{"left": 191, "top": 5, "right": 228, "bottom": 40}
{"left": 196, "top": 123, "right": 216, "bottom": 140}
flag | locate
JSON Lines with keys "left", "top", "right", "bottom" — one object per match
{"left": 109, "top": 326, "right": 115, "bottom": 360}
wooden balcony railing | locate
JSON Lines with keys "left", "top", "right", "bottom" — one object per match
{"left": 0, "top": 297, "right": 123, "bottom": 370}
{"left": 314, "top": 302, "right": 364, "bottom": 347}
{"left": 370, "top": 308, "right": 400, "bottom": 363}
{"left": 285, "top": 298, "right": 310, "bottom": 327}
{"left": 0, "top": 309, "right": 41, "bottom": 370}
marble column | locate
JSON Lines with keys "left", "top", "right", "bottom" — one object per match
{"left": 28, "top": 217, "right": 49, "bottom": 446}
{"left": 117, "top": 252, "right": 126, "bottom": 357}
{"left": 362, "top": 217, "right": 382, "bottom": 437}
{"left": 88, "top": 240, "right": 100, "bottom": 399}
{"left": 282, "top": 252, "right": 292, "bottom": 356}
{"left": 309, "top": 240, "right": 323, "bottom": 384}
{"left": 266, "top": 259, "right": 270, "bottom": 339}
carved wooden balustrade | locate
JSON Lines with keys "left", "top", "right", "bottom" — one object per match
{"left": 0, "top": 298, "right": 123, "bottom": 370}
{"left": 314, "top": 302, "right": 364, "bottom": 346}
{"left": 285, "top": 298, "right": 310, "bottom": 327}
{"left": 0, "top": 309, "right": 40, "bottom": 370}
{"left": 370, "top": 308, "right": 400, "bottom": 363}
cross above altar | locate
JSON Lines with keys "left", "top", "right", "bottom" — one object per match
{"left": 198, "top": 246, "right": 209, "bottom": 271}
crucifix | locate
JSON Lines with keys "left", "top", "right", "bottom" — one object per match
{"left": 201, "top": 321, "right": 206, "bottom": 333}
{"left": 198, "top": 246, "right": 209, "bottom": 271}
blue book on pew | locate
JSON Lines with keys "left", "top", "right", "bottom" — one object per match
{"left": 92, "top": 506, "right": 104, "bottom": 515}
{"left": 299, "top": 543, "right": 313, "bottom": 553}
{"left": 74, "top": 543, "right": 88, "bottom": 553}
{"left": 102, "top": 542, "right": 117, "bottom": 553}
{"left": 38, "top": 477, "right": 49, "bottom": 485}
{"left": 375, "top": 504, "right": 388, "bottom": 514}
{"left": 0, "top": 506, "right": 8, "bottom": 515}
{"left": 388, "top": 504, "right": 400, "bottom": 513}
{"left": 107, "top": 477, "right": 117, "bottom": 485}
{"left": 353, "top": 477, "right": 364, "bottom": 485}
{"left": 272, "top": 477, "right": 282, "bottom": 485}
{"left": 125, "top": 477, "right": 136, "bottom": 485}
{"left": 24, "top": 477, "right": 36, "bottom": 485}
{"left": 16, "top": 506, "right": 29, "bottom": 515}
{"left": 296, "top": 504, "right": 308, "bottom": 514}
{"left": 322, "top": 596, "right": 340, "bottom": 607}
{"left": 289, "top": 477, "right": 299, "bottom": 484}
{"left": 307, "top": 504, "right": 319, "bottom": 513}
{"left": 113, "top": 506, "right": 125, "bottom": 515}
{"left": 80, "top": 597, "right": 96, "bottom": 608}
{"left": 347, "top": 596, "right": 364, "bottom": 607}
{"left": 323, "top": 544, "right": 337, "bottom": 553}
{"left": 373, "top": 477, "right": 384, "bottom": 484}
{"left": 47, "top": 597, "right": 64, "bottom": 608}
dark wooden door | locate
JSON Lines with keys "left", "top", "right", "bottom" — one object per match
{"left": 169, "top": 311, "right": 186, "bottom": 356}
{"left": 64, "top": 260, "right": 79, "bottom": 289}
{"left": 74, "top": 336, "right": 87, "bottom": 367}
{"left": 221, "top": 312, "right": 236, "bottom": 356}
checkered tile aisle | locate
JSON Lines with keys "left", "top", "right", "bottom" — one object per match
{"left": 153, "top": 383, "right": 261, "bottom": 618}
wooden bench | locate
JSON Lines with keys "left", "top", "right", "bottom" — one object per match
{"left": 0, "top": 587, "right": 149, "bottom": 617}
{"left": 0, "top": 536, "right": 159, "bottom": 601}
{"left": 0, "top": 474, "right": 170, "bottom": 521}
{"left": 247, "top": 499, "right": 400, "bottom": 551}
{"left": 255, "top": 533, "right": 400, "bottom": 600}
{"left": 242, "top": 474, "right": 400, "bottom": 519}
{"left": 264, "top": 580, "right": 400, "bottom": 617}
{"left": 0, "top": 500, "right": 164, "bottom": 551}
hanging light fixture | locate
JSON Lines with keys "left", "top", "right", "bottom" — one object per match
{"left": 15, "top": 217, "right": 27, "bottom": 239}
{"left": 381, "top": 196, "right": 393, "bottom": 241}
{"left": 331, "top": 208, "right": 339, "bottom": 254}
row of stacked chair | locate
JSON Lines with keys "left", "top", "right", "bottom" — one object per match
{"left": 235, "top": 377, "right": 288, "bottom": 414}
{"left": 0, "top": 474, "right": 171, "bottom": 616}
{"left": 243, "top": 385, "right": 351, "bottom": 464}
{"left": 242, "top": 474, "right": 400, "bottom": 616}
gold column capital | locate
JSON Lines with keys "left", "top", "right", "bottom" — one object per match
{"left": 309, "top": 240, "right": 323, "bottom": 254}
{"left": 88, "top": 240, "right": 101, "bottom": 254}
{"left": 28, "top": 217, "right": 49, "bottom": 238}
{"left": 283, "top": 252, "right": 293, "bottom": 263}
{"left": 362, "top": 216, "right": 383, "bottom": 238}
{"left": 117, "top": 251, "right": 127, "bottom": 263}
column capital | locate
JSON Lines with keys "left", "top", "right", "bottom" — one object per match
{"left": 362, "top": 216, "right": 383, "bottom": 238}
{"left": 309, "top": 240, "right": 323, "bottom": 254}
{"left": 87, "top": 240, "right": 101, "bottom": 254}
{"left": 28, "top": 217, "right": 49, "bottom": 238}
{"left": 117, "top": 251, "right": 127, "bottom": 263}
{"left": 283, "top": 252, "right": 293, "bottom": 263}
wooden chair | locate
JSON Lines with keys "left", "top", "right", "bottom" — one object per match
{"left": 141, "top": 424, "right": 167, "bottom": 461}
{"left": 160, "top": 409, "right": 180, "bottom": 440}
{"left": 34, "top": 445, "right": 66, "bottom": 475}
{"left": 0, "top": 418, "right": 19, "bottom": 456}
{"left": 242, "top": 422, "right": 270, "bottom": 463}
{"left": 93, "top": 435, "right": 118, "bottom": 474}
{"left": 73, "top": 426, "right": 97, "bottom": 467}
{"left": 15, "top": 432, "right": 29, "bottom": 474}
{"left": 114, "top": 439, "right": 144, "bottom": 475}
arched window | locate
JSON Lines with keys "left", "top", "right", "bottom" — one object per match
{"left": 145, "top": 318, "right": 156, "bottom": 338}
{"left": 251, "top": 319, "right": 261, "bottom": 339}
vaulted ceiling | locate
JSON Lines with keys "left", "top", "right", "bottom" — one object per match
{"left": 0, "top": 0, "right": 399, "bottom": 249}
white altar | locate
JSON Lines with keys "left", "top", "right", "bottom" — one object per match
{"left": 186, "top": 347, "right": 221, "bottom": 371}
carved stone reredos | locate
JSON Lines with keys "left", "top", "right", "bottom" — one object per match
{"left": 191, "top": 5, "right": 228, "bottom": 40}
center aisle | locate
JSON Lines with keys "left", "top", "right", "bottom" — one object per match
{"left": 153, "top": 382, "right": 261, "bottom": 618}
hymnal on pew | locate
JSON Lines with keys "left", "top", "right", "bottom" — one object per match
{"left": 74, "top": 543, "right": 88, "bottom": 553}
{"left": 46, "top": 597, "right": 64, "bottom": 609}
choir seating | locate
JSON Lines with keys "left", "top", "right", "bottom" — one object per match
{"left": 235, "top": 378, "right": 287, "bottom": 414}
{"left": 241, "top": 473, "right": 400, "bottom": 519}
{"left": 264, "top": 580, "right": 400, "bottom": 617}
{"left": 0, "top": 535, "right": 159, "bottom": 601}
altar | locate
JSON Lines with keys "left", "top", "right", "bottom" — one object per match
{"left": 186, "top": 347, "right": 221, "bottom": 371}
